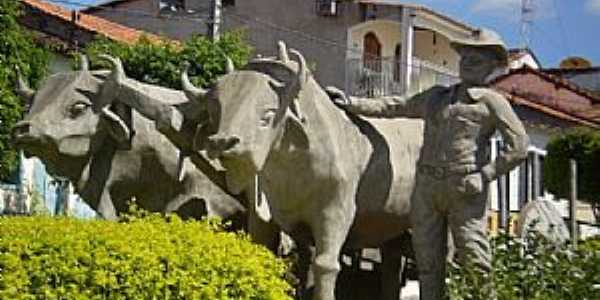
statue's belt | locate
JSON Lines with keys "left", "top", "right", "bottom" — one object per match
{"left": 418, "top": 164, "right": 478, "bottom": 180}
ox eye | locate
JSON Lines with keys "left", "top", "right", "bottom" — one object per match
{"left": 68, "top": 102, "right": 90, "bottom": 118}
{"left": 259, "top": 109, "right": 276, "bottom": 127}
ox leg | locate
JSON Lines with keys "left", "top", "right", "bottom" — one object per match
{"left": 380, "top": 244, "right": 404, "bottom": 300}
{"left": 294, "top": 243, "right": 313, "bottom": 299}
{"left": 311, "top": 209, "right": 354, "bottom": 300}
{"left": 97, "top": 192, "right": 118, "bottom": 220}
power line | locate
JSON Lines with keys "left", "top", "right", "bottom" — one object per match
{"left": 529, "top": 22, "right": 570, "bottom": 57}
{"left": 551, "top": 0, "right": 571, "bottom": 57}
{"left": 520, "top": 0, "right": 534, "bottom": 48}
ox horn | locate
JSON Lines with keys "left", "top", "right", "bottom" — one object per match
{"left": 79, "top": 54, "right": 89, "bottom": 71}
{"left": 271, "top": 48, "right": 308, "bottom": 123}
{"left": 277, "top": 41, "right": 289, "bottom": 63}
{"left": 225, "top": 57, "right": 234, "bottom": 74}
{"left": 277, "top": 48, "right": 307, "bottom": 102}
{"left": 289, "top": 48, "right": 308, "bottom": 87}
{"left": 98, "top": 54, "right": 127, "bottom": 103}
{"left": 181, "top": 62, "right": 208, "bottom": 101}
{"left": 15, "top": 67, "right": 35, "bottom": 104}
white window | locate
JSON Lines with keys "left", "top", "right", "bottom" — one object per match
{"left": 159, "top": 0, "right": 184, "bottom": 13}
{"left": 316, "top": 0, "right": 338, "bottom": 17}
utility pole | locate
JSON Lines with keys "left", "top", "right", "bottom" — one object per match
{"left": 570, "top": 159, "right": 578, "bottom": 249}
{"left": 520, "top": 0, "right": 534, "bottom": 48}
{"left": 209, "top": 0, "right": 222, "bottom": 42}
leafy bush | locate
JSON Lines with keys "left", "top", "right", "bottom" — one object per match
{"left": 580, "top": 235, "right": 600, "bottom": 253}
{"left": 83, "top": 31, "right": 253, "bottom": 90}
{"left": 0, "top": 1, "right": 50, "bottom": 180}
{"left": 448, "top": 232, "right": 600, "bottom": 300}
{"left": 0, "top": 214, "right": 292, "bottom": 299}
{"left": 544, "top": 127, "right": 600, "bottom": 221}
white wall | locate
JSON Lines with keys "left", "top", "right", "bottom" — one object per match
{"left": 413, "top": 29, "right": 459, "bottom": 73}
{"left": 489, "top": 125, "right": 553, "bottom": 212}
{"left": 509, "top": 54, "right": 540, "bottom": 70}
{"left": 348, "top": 20, "right": 402, "bottom": 60}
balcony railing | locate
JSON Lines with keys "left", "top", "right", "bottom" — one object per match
{"left": 345, "top": 57, "right": 460, "bottom": 98}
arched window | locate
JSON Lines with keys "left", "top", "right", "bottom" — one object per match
{"left": 394, "top": 43, "right": 402, "bottom": 82}
{"left": 363, "top": 32, "right": 381, "bottom": 72}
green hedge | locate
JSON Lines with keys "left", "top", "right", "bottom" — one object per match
{"left": 448, "top": 232, "right": 600, "bottom": 300}
{"left": 544, "top": 127, "right": 600, "bottom": 221}
{"left": 0, "top": 215, "right": 292, "bottom": 299}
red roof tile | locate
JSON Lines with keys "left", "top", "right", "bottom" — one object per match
{"left": 494, "top": 65, "right": 600, "bottom": 104}
{"left": 493, "top": 66, "right": 600, "bottom": 128}
{"left": 21, "top": 0, "right": 167, "bottom": 45}
{"left": 499, "top": 91, "right": 600, "bottom": 129}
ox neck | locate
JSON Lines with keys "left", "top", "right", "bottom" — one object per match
{"left": 264, "top": 81, "right": 373, "bottom": 185}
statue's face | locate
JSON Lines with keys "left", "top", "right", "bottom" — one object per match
{"left": 457, "top": 47, "right": 502, "bottom": 85}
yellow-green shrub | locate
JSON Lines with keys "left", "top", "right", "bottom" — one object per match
{"left": 0, "top": 215, "right": 292, "bottom": 299}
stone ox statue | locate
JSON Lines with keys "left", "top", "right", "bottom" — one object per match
{"left": 11, "top": 57, "right": 243, "bottom": 221}
{"left": 100, "top": 43, "right": 423, "bottom": 300}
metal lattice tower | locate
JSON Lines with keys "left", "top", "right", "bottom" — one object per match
{"left": 521, "top": 0, "right": 535, "bottom": 48}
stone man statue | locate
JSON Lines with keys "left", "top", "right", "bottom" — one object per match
{"left": 328, "top": 28, "right": 529, "bottom": 299}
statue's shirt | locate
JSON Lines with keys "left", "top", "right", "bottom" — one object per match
{"left": 347, "top": 85, "right": 529, "bottom": 181}
{"left": 423, "top": 89, "right": 494, "bottom": 169}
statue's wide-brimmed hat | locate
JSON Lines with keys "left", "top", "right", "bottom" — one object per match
{"left": 450, "top": 28, "right": 508, "bottom": 65}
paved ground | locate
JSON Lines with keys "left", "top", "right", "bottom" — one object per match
{"left": 401, "top": 281, "right": 419, "bottom": 300}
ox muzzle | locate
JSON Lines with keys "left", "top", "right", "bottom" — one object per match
{"left": 205, "top": 134, "right": 240, "bottom": 159}
{"left": 11, "top": 120, "right": 38, "bottom": 145}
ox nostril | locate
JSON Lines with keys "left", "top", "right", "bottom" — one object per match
{"left": 225, "top": 136, "right": 240, "bottom": 150}
{"left": 207, "top": 135, "right": 240, "bottom": 156}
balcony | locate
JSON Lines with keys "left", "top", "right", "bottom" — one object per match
{"left": 345, "top": 57, "right": 459, "bottom": 98}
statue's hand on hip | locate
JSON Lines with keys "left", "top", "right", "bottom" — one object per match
{"left": 463, "top": 172, "right": 485, "bottom": 195}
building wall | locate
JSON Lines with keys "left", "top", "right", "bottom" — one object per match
{"left": 20, "top": 5, "right": 97, "bottom": 46}
{"left": 413, "top": 29, "right": 459, "bottom": 73}
{"left": 89, "top": 0, "right": 208, "bottom": 40}
{"left": 223, "top": 0, "right": 367, "bottom": 88}
{"left": 88, "top": 0, "right": 363, "bottom": 87}
{"left": 348, "top": 20, "right": 402, "bottom": 59}
{"left": 87, "top": 1, "right": 469, "bottom": 90}
{"left": 509, "top": 54, "right": 540, "bottom": 70}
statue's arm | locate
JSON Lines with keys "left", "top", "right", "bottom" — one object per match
{"left": 328, "top": 86, "right": 440, "bottom": 119}
{"left": 345, "top": 94, "right": 425, "bottom": 118}
{"left": 481, "top": 93, "right": 529, "bottom": 182}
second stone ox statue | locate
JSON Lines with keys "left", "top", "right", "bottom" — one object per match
{"left": 11, "top": 57, "right": 243, "bottom": 221}
{"left": 100, "top": 43, "right": 423, "bottom": 300}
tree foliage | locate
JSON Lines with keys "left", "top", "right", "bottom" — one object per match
{"left": 543, "top": 127, "right": 600, "bottom": 220}
{"left": 83, "top": 31, "right": 253, "bottom": 90}
{"left": 0, "top": 1, "right": 50, "bottom": 181}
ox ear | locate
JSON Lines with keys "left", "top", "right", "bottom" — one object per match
{"left": 15, "top": 67, "right": 35, "bottom": 107}
{"left": 283, "top": 111, "right": 309, "bottom": 150}
{"left": 225, "top": 57, "right": 234, "bottom": 74}
{"left": 101, "top": 104, "right": 133, "bottom": 148}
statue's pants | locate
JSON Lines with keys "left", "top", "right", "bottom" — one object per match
{"left": 410, "top": 171, "right": 492, "bottom": 300}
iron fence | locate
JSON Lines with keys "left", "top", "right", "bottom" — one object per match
{"left": 346, "top": 57, "right": 460, "bottom": 98}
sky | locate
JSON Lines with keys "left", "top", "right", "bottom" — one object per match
{"left": 54, "top": 0, "right": 600, "bottom": 68}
